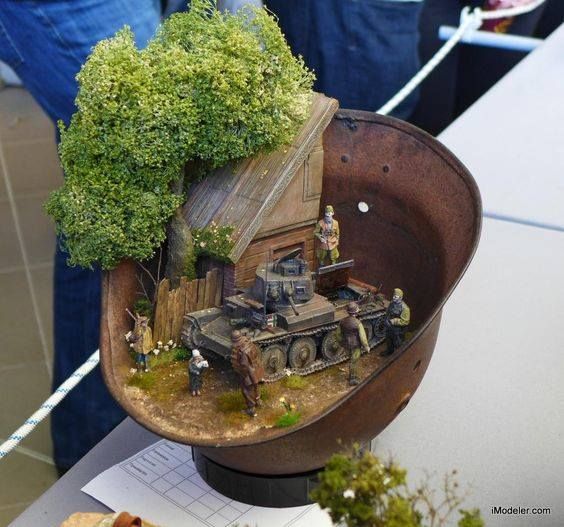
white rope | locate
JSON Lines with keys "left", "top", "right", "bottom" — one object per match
{"left": 0, "top": 350, "right": 100, "bottom": 460}
{"left": 377, "top": 0, "right": 546, "bottom": 116}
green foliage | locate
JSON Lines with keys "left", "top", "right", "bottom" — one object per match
{"left": 133, "top": 297, "right": 154, "bottom": 318}
{"left": 458, "top": 509, "right": 485, "bottom": 527}
{"left": 127, "top": 371, "right": 157, "bottom": 390}
{"left": 311, "top": 449, "right": 484, "bottom": 527}
{"left": 193, "top": 222, "right": 235, "bottom": 262}
{"left": 46, "top": 0, "right": 314, "bottom": 270}
{"left": 155, "top": 0, "right": 314, "bottom": 167}
{"left": 275, "top": 411, "right": 301, "bottom": 428}
{"left": 151, "top": 349, "right": 178, "bottom": 368}
{"left": 174, "top": 347, "right": 191, "bottom": 361}
{"left": 281, "top": 375, "right": 309, "bottom": 390}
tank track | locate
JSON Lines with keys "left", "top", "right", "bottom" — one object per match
{"left": 260, "top": 310, "right": 386, "bottom": 383}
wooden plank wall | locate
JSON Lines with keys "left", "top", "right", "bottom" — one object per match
{"left": 153, "top": 269, "right": 222, "bottom": 345}
{"left": 234, "top": 224, "right": 316, "bottom": 290}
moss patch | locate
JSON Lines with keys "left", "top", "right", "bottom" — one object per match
{"left": 128, "top": 371, "right": 157, "bottom": 391}
{"left": 282, "top": 375, "right": 309, "bottom": 390}
{"left": 217, "top": 390, "right": 246, "bottom": 413}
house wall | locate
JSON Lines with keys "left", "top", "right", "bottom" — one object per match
{"left": 254, "top": 135, "right": 323, "bottom": 239}
{"left": 222, "top": 224, "right": 316, "bottom": 296}
{"left": 211, "top": 136, "right": 324, "bottom": 298}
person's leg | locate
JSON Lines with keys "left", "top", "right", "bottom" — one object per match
{"left": 267, "top": 0, "right": 423, "bottom": 119}
{"left": 0, "top": 0, "right": 159, "bottom": 470}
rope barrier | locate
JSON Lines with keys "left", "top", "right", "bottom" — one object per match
{"left": 0, "top": 0, "right": 548, "bottom": 463}
{"left": 0, "top": 350, "right": 100, "bottom": 460}
{"left": 377, "top": 0, "right": 547, "bottom": 116}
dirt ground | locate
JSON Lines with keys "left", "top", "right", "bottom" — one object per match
{"left": 123, "top": 343, "right": 389, "bottom": 444}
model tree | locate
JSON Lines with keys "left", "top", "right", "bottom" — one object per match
{"left": 311, "top": 448, "right": 484, "bottom": 527}
{"left": 46, "top": 0, "right": 314, "bottom": 285}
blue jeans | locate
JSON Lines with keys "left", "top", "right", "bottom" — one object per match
{"left": 0, "top": 0, "right": 159, "bottom": 470}
{"left": 266, "top": 0, "right": 423, "bottom": 119}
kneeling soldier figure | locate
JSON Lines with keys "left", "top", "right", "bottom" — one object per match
{"left": 337, "top": 302, "right": 370, "bottom": 386}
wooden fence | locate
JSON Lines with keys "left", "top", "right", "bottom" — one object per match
{"left": 153, "top": 269, "right": 222, "bottom": 345}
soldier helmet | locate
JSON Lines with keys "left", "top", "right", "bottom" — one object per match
{"left": 192, "top": 349, "right": 201, "bottom": 358}
{"left": 324, "top": 205, "right": 334, "bottom": 215}
{"left": 231, "top": 330, "right": 244, "bottom": 343}
{"left": 393, "top": 288, "right": 404, "bottom": 299}
{"left": 346, "top": 302, "right": 360, "bottom": 315}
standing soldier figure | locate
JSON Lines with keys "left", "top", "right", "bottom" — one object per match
{"left": 337, "top": 302, "right": 370, "bottom": 386}
{"left": 188, "top": 349, "right": 209, "bottom": 396}
{"left": 126, "top": 313, "right": 153, "bottom": 373}
{"left": 231, "top": 330, "right": 265, "bottom": 417}
{"left": 384, "top": 288, "right": 411, "bottom": 356}
{"left": 314, "top": 205, "right": 340, "bottom": 266}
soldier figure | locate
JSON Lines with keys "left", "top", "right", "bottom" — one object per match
{"left": 384, "top": 288, "right": 411, "bottom": 355}
{"left": 231, "top": 330, "right": 265, "bottom": 417}
{"left": 314, "top": 205, "right": 340, "bottom": 266}
{"left": 188, "top": 349, "right": 209, "bottom": 396}
{"left": 336, "top": 302, "right": 370, "bottom": 386}
{"left": 126, "top": 313, "right": 153, "bottom": 373}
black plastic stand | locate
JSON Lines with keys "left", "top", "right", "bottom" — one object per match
{"left": 192, "top": 448, "right": 322, "bottom": 508}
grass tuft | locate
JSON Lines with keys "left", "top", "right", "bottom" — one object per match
{"left": 281, "top": 375, "right": 309, "bottom": 390}
{"left": 174, "top": 347, "right": 191, "bottom": 361}
{"left": 275, "top": 411, "right": 301, "bottom": 428}
{"left": 217, "top": 390, "right": 246, "bottom": 413}
{"left": 127, "top": 371, "right": 157, "bottom": 390}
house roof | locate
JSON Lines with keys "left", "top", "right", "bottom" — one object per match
{"left": 182, "top": 92, "right": 339, "bottom": 263}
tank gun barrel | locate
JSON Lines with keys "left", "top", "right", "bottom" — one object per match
{"left": 288, "top": 295, "right": 300, "bottom": 316}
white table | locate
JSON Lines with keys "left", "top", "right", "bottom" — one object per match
{"left": 439, "top": 24, "right": 564, "bottom": 231}
{"left": 374, "top": 216, "right": 564, "bottom": 526}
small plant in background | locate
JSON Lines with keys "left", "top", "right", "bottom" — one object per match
{"left": 275, "top": 397, "right": 301, "bottom": 428}
{"left": 133, "top": 298, "right": 154, "bottom": 318}
{"left": 174, "top": 347, "right": 191, "bottom": 361}
{"left": 192, "top": 222, "right": 235, "bottom": 262}
{"left": 311, "top": 447, "right": 484, "bottom": 527}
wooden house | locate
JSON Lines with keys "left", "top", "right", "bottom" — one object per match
{"left": 183, "top": 93, "right": 339, "bottom": 298}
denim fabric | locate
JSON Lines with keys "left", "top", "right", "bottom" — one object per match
{"left": 266, "top": 0, "right": 423, "bottom": 119}
{"left": 0, "top": 0, "right": 159, "bottom": 469}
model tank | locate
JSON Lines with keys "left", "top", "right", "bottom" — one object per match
{"left": 181, "top": 249, "right": 387, "bottom": 381}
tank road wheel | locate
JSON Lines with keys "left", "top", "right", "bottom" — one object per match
{"left": 288, "top": 337, "right": 317, "bottom": 369}
{"left": 321, "top": 330, "right": 344, "bottom": 361}
{"left": 372, "top": 317, "right": 386, "bottom": 340}
{"left": 362, "top": 320, "right": 374, "bottom": 345}
{"left": 261, "top": 344, "right": 288, "bottom": 375}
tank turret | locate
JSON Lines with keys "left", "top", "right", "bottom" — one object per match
{"left": 251, "top": 249, "right": 314, "bottom": 315}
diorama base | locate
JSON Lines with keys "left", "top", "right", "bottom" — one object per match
{"left": 192, "top": 448, "right": 321, "bottom": 508}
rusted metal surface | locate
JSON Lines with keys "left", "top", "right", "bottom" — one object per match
{"left": 100, "top": 110, "right": 481, "bottom": 476}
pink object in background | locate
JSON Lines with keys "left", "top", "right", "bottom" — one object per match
{"left": 482, "top": 0, "right": 536, "bottom": 32}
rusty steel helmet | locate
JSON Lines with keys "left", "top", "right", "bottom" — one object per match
{"left": 231, "top": 330, "right": 244, "bottom": 343}
{"left": 346, "top": 302, "right": 360, "bottom": 315}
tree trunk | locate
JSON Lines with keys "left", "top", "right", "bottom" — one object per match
{"left": 165, "top": 170, "right": 195, "bottom": 288}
